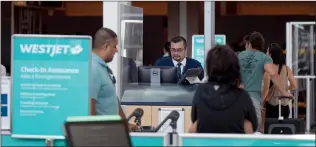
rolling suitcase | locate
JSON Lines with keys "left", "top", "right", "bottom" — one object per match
{"left": 264, "top": 96, "right": 305, "bottom": 134}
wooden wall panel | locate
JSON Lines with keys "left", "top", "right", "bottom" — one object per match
{"left": 1, "top": 1, "right": 12, "bottom": 69}
{"left": 65, "top": 1, "right": 102, "bottom": 16}
{"left": 236, "top": 2, "right": 316, "bottom": 15}
{"left": 123, "top": 105, "right": 152, "bottom": 126}
{"left": 143, "top": 16, "right": 165, "bottom": 65}
{"left": 64, "top": 1, "right": 167, "bottom": 16}
{"left": 132, "top": 2, "right": 167, "bottom": 16}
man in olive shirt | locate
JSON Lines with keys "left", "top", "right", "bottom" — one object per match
{"left": 238, "top": 32, "right": 293, "bottom": 132}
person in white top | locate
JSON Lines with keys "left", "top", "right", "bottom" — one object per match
{"left": 1, "top": 64, "right": 7, "bottom": 76}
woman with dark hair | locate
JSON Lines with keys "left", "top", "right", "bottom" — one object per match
{"left": 163, "top": 41, "right": 171, "bottom": 57}
{"left": 262, "top": 43, "right": 297, "bottom": 119}
{"left": 189, "top": 45, "right": 258, "bottom": 134}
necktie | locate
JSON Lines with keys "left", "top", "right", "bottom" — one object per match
{"left": 177, "top": 63, "right": 182, "bottom": 80}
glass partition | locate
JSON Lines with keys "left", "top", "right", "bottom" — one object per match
{"left": 118, "top": 4, "right": 143, "bottom": 99}
{"left": 288, "top": 23, "right": 315, "bottom": 76}
{"left": 286, "top": 22, "right": 315, "bottom": 132}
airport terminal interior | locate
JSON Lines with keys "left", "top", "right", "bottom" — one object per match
{"left": 0, "top": 1, "right": 316, "bottom": 146}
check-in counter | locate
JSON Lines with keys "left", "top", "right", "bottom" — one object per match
{"left": 121, "top": 83, "right": 198, "bottom": 132}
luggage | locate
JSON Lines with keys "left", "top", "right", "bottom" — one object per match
{"left": 264, "top": 96, "right": 305, "bottom": 134}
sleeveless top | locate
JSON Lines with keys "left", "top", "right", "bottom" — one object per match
{"left": 266, "top": 65, "right": 289, "bottom": 106}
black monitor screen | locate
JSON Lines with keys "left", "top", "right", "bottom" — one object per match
{"left": 65, "top": 121, "right": 132, "bottom": 147}
{"left": 138, "top": 66, "right": 177, "bottom": 83}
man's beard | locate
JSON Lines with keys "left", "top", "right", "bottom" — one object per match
{"left": 105, "top": 56, "right": 114, "bottom": 63}
{"left": 173, "top": 56, "right": 181, "bottom": 61}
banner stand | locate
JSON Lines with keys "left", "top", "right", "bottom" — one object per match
{"left": 191, "top": 35, "right": 226, "bottom": 68}
{"left": 11, "top": 34, "right": 91, "bottom": 142}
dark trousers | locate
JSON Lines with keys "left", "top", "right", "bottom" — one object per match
{"left": 265, "top": 102, "right": 290, "bottom": 118}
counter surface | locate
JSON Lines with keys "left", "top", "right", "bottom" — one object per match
{"left": 121, "top": 83, "right": 198, "bottom": 106}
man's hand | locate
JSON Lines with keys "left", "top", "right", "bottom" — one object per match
{"left": 264, "top": 63, "right": 293, "bottom": 99}
{"left": 188, "top": 121, "right": 198, "bottom": 133}
{"left": 244, "top": 119, "right": 254, "bottom": 134}
{"left": 128, "top": 123, "right": 140, "bottom": 132}
{"left": 238, "top": 83, "right": 244, "bottom": 89}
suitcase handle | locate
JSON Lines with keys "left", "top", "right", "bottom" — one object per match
{"left": 278, "top": 96, "right": 293, "bottom": 120}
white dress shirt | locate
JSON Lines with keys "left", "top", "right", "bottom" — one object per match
{"left": 172, "top": 58, "right": 187, "bottom": 74}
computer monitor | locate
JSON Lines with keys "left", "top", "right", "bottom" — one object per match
{"left": 138, "top": 66, "right": 178, "bottom": 83}
{"left": 64, "top": 116, "right": 132, "bottom": 147}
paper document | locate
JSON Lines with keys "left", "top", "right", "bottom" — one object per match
{"left": 158, "top": 108, "right": 184, "bottom": 133}
{"left": 186, "top": 76, "right": 203, "bottom": 84}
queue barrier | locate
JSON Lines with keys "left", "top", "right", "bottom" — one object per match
{"left": 2, "top": 133, "right": 315, "bottom": 146}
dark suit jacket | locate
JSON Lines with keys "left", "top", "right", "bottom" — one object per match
{"left": 155, "top": 57, "right": 204, "bottom": 80}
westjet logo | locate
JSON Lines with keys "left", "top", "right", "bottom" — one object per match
{"left": 20, "top": 44, "right": 83, "bottom": 57}
{"left": 195, "top": 39, "right": 204, "bottom": 44}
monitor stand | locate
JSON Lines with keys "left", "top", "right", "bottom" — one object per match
{"left": 150, "top": 68, "right": 161, "bottom": 86}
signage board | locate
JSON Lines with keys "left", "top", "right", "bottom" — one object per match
{"left": 192, "top": 35, "right": 226, "bottom": 68}
{"left": 11, "top": 34, "right": 91, "bottom": 139}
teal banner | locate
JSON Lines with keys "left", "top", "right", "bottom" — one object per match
{"left": 181, "top": 137, "right": 315, "bottom": 146}
{"left": 191, "top": 35, "right": 226, "bottom": 68}
{"left": 130, "top": 133, "right": 167, "bottom": 146}
{"left": 11, "top": 34, "right": 91, "bottom": 138}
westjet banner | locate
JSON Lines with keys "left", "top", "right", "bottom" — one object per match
{"left": 192, "top": 35, "right": 226, "bottom": 68}
{"left": 11, "top": 34, "right": 91, "bottom": 139}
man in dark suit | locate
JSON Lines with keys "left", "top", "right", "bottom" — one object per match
{"left": 155, "top": 36, "right": 204, "bottom": 81}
